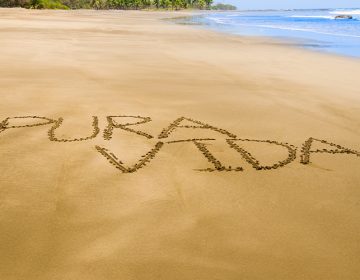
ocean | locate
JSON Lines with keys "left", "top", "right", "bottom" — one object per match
{"left": 177, "top": 9, "right": 360, "bottom": 58}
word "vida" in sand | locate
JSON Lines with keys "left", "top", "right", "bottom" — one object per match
{"left": 1, "top": 115, "right": 359, "bottom": 173}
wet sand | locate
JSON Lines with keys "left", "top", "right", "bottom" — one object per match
{"left": 0, "top": 8, "right": 359, "bottom": 280}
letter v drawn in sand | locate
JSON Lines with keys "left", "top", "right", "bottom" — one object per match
{"left": 95, "top": 142, "right": 164, "bottom": 173}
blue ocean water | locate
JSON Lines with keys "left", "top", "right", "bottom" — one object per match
{"left": 180, "top": 9, "right": 360, "bottom": 58}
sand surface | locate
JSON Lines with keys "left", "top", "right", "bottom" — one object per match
{"left": 0, "top": 8, "right": 359, "bottom": 280}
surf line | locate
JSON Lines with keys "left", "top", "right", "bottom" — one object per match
{"left": 0, "top": 115, "right": 359, "bottom": 173}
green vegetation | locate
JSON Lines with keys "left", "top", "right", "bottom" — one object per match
{"left": 0, "top": 0, "right": 217, "bottom": 9}
{"left": 0, "top": 0, "right": 69, "bottom": 8}
{"left": 28, "top": 0, "right": 70, "bottom": 9}
{"left": 211, "top": 3, "right": 236, "bottom": 10}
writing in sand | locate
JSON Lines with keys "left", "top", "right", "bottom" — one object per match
{"left": 0, "top": 115, "right": 359, "bottom": 173}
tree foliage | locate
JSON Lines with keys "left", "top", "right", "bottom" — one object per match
{"left": 0, "top": 0, "right": 216, "bottom": 9}
{"left": 211, "top": 3, "right": 236, "bottom": 10}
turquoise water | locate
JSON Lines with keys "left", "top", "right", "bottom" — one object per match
{"left": 180, "top": 9, "right": 360, "bottom": 58}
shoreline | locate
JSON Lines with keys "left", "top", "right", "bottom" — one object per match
{"left": 2, "top": 7, "right": 359, "bottom": 59}
{"left": 173, "top": 10, "right": 360, "bottom": 59}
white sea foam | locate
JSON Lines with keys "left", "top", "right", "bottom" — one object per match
{"left": 330, "top": 9, "right": 360, "bottom": 15}
{"left": 225, "top": 14, "right": 241, "bottom": 17}
{"left": 253, "top": 24, "right": 360, "bottom": 38}
{"left": 207, "top": 17, "right": 231, "bottom": 24}
{"left": 289, "top": 15, "right": 334, "bottom": 20}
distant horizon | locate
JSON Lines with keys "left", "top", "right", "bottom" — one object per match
{"left": 229, "top": 7, "right": 360, "bottom": 11}
{"left": 214, "top": 0, "right": 360, "bottom": 10}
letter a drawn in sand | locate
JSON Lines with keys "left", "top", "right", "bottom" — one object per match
{"left": 160, "top": 117, "right": 240, "bottom": 171}
{"left": 158, "top": 117, "right": 237, "bottom": 139}
{"left": 300, "top": 137, "right": 360, "bottom": 164}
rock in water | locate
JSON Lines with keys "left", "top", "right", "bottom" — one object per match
{"left": 335, "top": 15, "right": 353, "bottom": 20}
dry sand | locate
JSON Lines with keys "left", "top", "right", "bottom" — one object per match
{"left": 0, "top": 8, "right": 359, "bottom": 280}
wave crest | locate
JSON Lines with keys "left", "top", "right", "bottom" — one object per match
{"left": 330, "top": 9, "right": 360, "bottom": 15}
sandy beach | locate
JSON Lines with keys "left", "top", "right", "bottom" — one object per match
{"left": 0, "top": 8, "right": 359, "bottom": 280}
